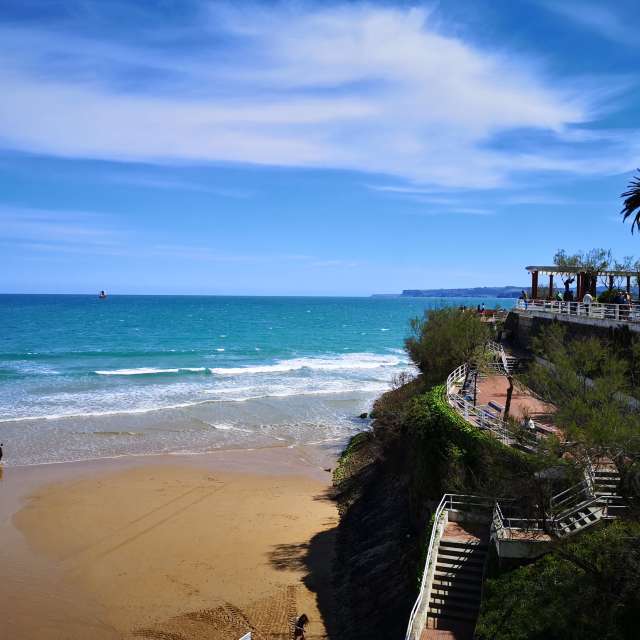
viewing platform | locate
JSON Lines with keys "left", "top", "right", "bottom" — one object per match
{"left": 517, "top": 263, "right": 640, "bottom": 330}
{"left": 515, "top": 298, "right": 640, "bottom": 331}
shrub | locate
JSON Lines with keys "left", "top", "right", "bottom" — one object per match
{"left": 405, "top": 307, "right": 489, "bottom": 388}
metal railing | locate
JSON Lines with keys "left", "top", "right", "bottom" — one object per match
{"left": 404, "top": 494, "right": 449, "bottom": 640}
{"left": 517, "top": 299, "right": 640, "bottom": 323}
{"left": 446, "top": 363, "right": 513, "bottom": 445}
{"left": 492, "top": 501, "right": 545, "bottom": 540}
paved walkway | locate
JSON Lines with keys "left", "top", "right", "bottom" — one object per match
{"left": 476, "top": 375, "right": 560, "bottom": 437}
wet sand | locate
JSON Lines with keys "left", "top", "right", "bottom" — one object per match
{"left": 0, "top": 447, "right": 338, "bottom": 639}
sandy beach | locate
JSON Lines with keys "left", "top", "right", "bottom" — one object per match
{"left": 0, "top": 447, "right": 338, "bottom": 640}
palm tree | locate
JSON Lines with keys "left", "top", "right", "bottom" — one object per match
{"left": 621, "top": 170, "right": 640, "bottom": 233}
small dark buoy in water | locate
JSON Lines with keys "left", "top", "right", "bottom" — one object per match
{"left": 359, "top": 412, "right": 368, "bottom": 419}
{"left": 98, "top": 290, "right": 107, "bottom": 299}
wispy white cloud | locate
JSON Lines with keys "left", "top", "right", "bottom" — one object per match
{"left": 310, "top": 259, "right": 361, "bottom": 268}
{"left": 0, "top": 206, "right": 116, "bottom": 244}
{"left": 105, "top": 173, "right": 253, "bottom": 198}
{"left": 538, "top": 1, "right": 638, "bottom": 48}
{"left": 366, "top": 184, "right": 443, "bottom": 195}
{"left": 0, "top": 2, "right": 636, "bottom": 188}
{"left": 148, "top": 244, "right": 312, "bottom": 263}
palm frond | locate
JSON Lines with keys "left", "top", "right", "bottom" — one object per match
{"left": 621, "top": 170, "right": 640, "bottom": 233}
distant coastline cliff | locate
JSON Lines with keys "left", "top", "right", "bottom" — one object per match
{"left": 372, "top": 286, "right": 525, "bottom": 299}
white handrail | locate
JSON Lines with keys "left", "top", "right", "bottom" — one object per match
{"left": 404, "top": 494, "right": 448, "bottom": 640}
{"left": 450, "top": 394, "right": 512, "bottom": 444}
{"left": 517, "top": 299, "right": 640, "bottom": 323}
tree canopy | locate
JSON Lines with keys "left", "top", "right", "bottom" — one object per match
{"left": 525, "top": 325, "right": 640, "bottom": 508}
{"left": 405, "top": 307, "right": 490, "bottom": 388}
{"left": 476, "top": 521, "right": 640, "bottom": 640}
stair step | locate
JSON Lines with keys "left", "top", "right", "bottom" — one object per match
{"left": 431, "top": 588, "right": 481, "bottom": 604}
{"left": 436, "top": 559, "right": 485, "bottom": 572}
{"left": 428, "top": 607, "right": 478, "bottom": 623}
{"left": 439, "top": 540, "right": 488, "bottom": 551}
{"left": 606, "top": 505, "right": 628, "bottom": 513}
{"left": 559, "top": 513, "right": 598, "bottom": 528}
{"left": 437, "top": 551, "right": 485, "bottom": 564}
{"left": 434, "top": 571, "right": 481, "bottom": 586}
{"left": 430, "top": 596, "right": 479, "bottom": 612}
{"left": 433, "top": 574, "right": 482, "bottom": 587}
{"left": 436, "top": 563, "right": 483, "bottom": 576}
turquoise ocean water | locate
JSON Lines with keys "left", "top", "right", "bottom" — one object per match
{"left": 0, "top": 295, "right": 514, "bottom": 466}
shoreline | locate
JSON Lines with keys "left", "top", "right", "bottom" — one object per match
{"left": 0, "top": 439, "right": 344, "bottom": 471}
{"left": 0, "top": 445, "right": 339, "bottom": 639}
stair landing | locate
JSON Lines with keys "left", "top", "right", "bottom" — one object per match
{"left": 421, "top": 619, "right": 476, "bottom": 640}
{"left": 441, "top": 521, "right": 489, "bottom": 544}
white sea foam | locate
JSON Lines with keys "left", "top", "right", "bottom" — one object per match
{"left": 0, "top": 380, "right": 390, "bottom": 424}
{"left": 95, "top": 367, "right": 208, "bottom": 376}
{"left": 209, "top": 352, "right": 401, "bottom": 376}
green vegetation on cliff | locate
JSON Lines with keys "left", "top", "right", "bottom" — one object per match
{"left": 477, "top": 521, "right": 640, "bottom": 640}
{"left": 405, "top": 306, "right": 490, "bottom": 386}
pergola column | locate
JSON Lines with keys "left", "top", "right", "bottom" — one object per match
{"left": 548, "top": 274, "right": 554, "bottom": 299}
{"left": 576, "top": 273, "right": 582, "bottom": 301}
{"left": 531, "top": 270, "right": 539, "bottom": 299}
{"left": 627, "top": 275, "right": 631, "bottom": 295}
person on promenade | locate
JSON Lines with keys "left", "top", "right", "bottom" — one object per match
{"left": 294, "top": 614, "right": 309, "bottom": 639}
{"left": 0, "top": 442, "right": 3, "bottom": 462}
{"left": 583, "top": 291, "right": 593, "bottom": 316}
{"left": 520, "top": 290, "right": 528, "bottom": 310}
{"left": 626, "top": 292, "right": 634, "bottom": 320}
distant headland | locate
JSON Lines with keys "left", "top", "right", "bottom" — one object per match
{"left": 372, "top": 286, "right": 526, "bottom": 299}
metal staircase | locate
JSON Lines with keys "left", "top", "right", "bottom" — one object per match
{"left": 547, "top": 464, "right": 625, "bottom": 537}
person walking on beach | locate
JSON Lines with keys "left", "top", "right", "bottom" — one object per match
{"left": 294, "top": 614, "right": 309, "bottom": 639}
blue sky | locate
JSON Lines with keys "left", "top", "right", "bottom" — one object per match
{"left": 1, "top": 0, "right": 639, "bottom": 295}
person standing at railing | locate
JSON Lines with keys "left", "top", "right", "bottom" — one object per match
{"left": 625, "top": 291, "right": 633, "bottom": 320}
{"left": 583, "top": 291, "right": 593, "bottom": 316}
{"left": 520, "top": 290, "right": 528, "bottom": 310}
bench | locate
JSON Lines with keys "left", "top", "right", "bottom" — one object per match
{"left": 480, "top": 407, "right": 499, "bottom": 419}
{"left": 488, "top": 401, "right": 504, "bottom": 413}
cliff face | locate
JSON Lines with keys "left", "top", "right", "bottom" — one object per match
{"left": 331, "top": 432, "right": 420, "bottom": 640}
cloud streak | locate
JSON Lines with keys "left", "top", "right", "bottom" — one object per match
{"left": 0, "top": 2, "right": 636, "bottom": 188}
{"left": 538, "top": 1, "right": 638, "bottom": 48}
